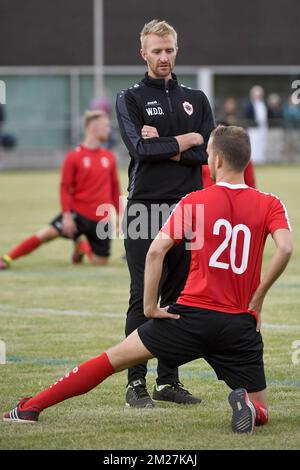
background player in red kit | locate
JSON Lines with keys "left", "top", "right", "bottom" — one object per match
{"left": 0, "top": 110, "right": 121, "bottom": 269}
{"left": 3, "top": 125, "right": 292, "bottom": 434}
{"left": 202, "top": 160, "right": 256, "bottom": 188}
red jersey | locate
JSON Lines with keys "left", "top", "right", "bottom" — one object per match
{"left": 60, "top": 145, "right": 121, "bottom": 221}
{"left": 202, "top": 161, "right": 256, "bottom": 189}
{"left": 161, "top": 182, "right": 291, "bottom": 319}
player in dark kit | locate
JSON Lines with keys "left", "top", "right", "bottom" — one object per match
{"left": 116, "top": 19, "right": 215, "bottom": 407}
{"left": 0, "top": 110, "right": 121, "bottom": 269}
{"left": 3, "top": 125, "right": 292, "bottom": 434}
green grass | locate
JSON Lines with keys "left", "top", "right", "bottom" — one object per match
{"left": 0, "top": 166, "right": 299, "bottom": 450}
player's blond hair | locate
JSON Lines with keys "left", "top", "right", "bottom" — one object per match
{"left": 84, "top": 110, "right": 108, "bottom": 128}
{"left": 140, "top": 19, "right": 178, "bottom": 49}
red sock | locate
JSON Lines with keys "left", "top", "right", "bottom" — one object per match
{"left": 252, "top": 400, "right": 269, "bottom": 426}
{"left": 8, "top": 235, "right": 41, "bottom": 260}
{"left": 21, "top": 352, "right": 115, "bottom": 412}
{"left": 78, "top": 240, "right": 93, "bottom": 262}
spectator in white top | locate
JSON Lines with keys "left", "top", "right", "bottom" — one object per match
{"left": 243, "top": 85, "right": 268, "bottom": 165}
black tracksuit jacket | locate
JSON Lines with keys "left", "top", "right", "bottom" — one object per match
{"left": 116, "top": 72, "right": 215, "bottom": 202}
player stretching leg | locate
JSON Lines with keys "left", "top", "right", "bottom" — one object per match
{"left": 3, "top": 126, "right": 292, "bottom": 433}
{"left": 0, "top": 110, "right": 121, "bottom": 270}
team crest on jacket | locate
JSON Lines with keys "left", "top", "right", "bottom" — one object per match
{"left": 83, "top": 156, "right": 91, "bottom": 168}
{"left": 183, "top": 101, "right": 193, "bottom": 115}
{"left": 100, "top": 156, "right": 110, "bottom": 168}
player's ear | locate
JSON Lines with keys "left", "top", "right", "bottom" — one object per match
{"left": 140, "top": 49, "right": 147, "bottom": 62}
{"left": 216, "top": 154, "right": 223, "bottom": 169}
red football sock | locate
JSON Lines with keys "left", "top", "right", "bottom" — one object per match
{"left": 78, "top": 240, "right": 93, "bottom": 262}
{"left": 21, "top": 352, "right": 115, "bottom": 412}
{"left": 8, "top": 235, "right": 41, "bottom": 260}
{"left": 252, "top": 399, "right": 269, "bottom": 426}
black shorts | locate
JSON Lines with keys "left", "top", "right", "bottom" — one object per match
{"left": 50, "top": 211, "right": 111, "bottom": 257}
{"left": 138, "top": 304, "right": 266, "bottom": 393}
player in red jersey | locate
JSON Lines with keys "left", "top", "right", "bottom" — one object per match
{"left": 0, "top": 110, "right": 121, "bottom": 269}
{"left": 3, "top": 126, "right": 292, "bottom": 434}
{"left": 202, "top": 159, "right": 256, "bottom": 188}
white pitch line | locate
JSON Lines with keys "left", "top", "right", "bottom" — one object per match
{"left": 263, "top": 323, "right": 300, "bottom": 331}
{"left": 0, "top": 304, "right": 299, "bottom": 331}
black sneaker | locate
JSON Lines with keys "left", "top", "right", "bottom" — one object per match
{"left": 125, "top": 379, "right": 155, "bottom": 408}
{"left": 228, "top": 388, "right": 255, "bottom": 434}
{"left": 3, "top": 397, "right": 40, "bottom": 424}
{"left": 153, "top": 382, "right": 201, "bottom": 405}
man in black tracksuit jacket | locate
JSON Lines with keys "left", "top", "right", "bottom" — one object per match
{"left": 116, "top": 19, "right": 215, "bottom": 408}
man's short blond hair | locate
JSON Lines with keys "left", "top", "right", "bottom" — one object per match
{"left": 140, "top": 19, "right": 178, "bottom": 48}
{"left": 84, "top": 109, "right": 108, "bottom": 128}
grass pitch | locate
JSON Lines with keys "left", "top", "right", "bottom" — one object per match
{"left": 0, "top": 166, "right": 299, "bottom": 450}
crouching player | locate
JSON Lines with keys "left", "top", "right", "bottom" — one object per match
{"left": 3, "top": 126, "right": 292, "bottom": 434}
{"left": 0, "top": 110, "right": 121, "bottom": 269}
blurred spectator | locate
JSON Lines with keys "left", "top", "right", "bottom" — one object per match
{"left": 283, "top": 95, "right": 300, "bottom": 129}
{"left": 0, "top": 103, "right": 4, "bottom": 131}
{"left": 243, "top": 85, "right": 268, "bottom": 165}
{"left": 267, "top": 93, "right": 284, "bottom": 162}
{"left": 267, "top": 93, "right": 283, "bottom": 127}
{"left": 0, "top": 103, "right": 17, "bottom": 149}
{"left": 209, "top": 98, "right": 256, "bottom": 188}
{"left": 217, "top": 97, "right": 239, "bottom": 126}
